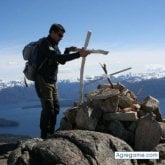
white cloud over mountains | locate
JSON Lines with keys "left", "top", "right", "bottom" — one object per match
{"left": 0, "top": 42, "right": 164, "bottom": 81}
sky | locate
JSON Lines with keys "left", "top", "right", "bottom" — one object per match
{"left": 0, "top": 0, "right": 165, "bottom": 81}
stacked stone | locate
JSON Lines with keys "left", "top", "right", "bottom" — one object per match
{"left": 59, "top": 83, "right": 164, "bottom": 151}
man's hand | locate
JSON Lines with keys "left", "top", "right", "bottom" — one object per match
{"left": 79, "top": 48, "right": 91, "bottom": 57}
{"left": 65, "top": 46, "right": 77, "bottom": 52}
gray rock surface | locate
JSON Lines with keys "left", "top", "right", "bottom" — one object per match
{"left": 8, "top": 130, "right": 137, "bottom": 165}
{"left": 0, "top": 134, "right": 31, "bottom": 165}
{"left": 134, "top": 114, "right": 162, "bottom": 151}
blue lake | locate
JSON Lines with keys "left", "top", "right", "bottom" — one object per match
{"left": 0, "top": 102, "right": 69, "bottom": 137}
{"left": 0, "top": 97, "right": 165, "bottom": 138}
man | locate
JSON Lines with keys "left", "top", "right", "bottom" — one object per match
{"left": 35, "top": 23, "right": 90, "bottom": 139}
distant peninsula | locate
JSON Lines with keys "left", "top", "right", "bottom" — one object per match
{"left": 0, "top": 118, "right": 19, "bottom": 127}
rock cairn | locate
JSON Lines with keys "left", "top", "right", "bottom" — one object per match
{"left": 60, "top": 83, "right": 164, "bottom": 151}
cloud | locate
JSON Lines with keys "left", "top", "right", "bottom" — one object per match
{"left": 145, "top": 64, "right": 165, "bottom": 72}
{"left": 0, "top": 41, "right": 164, "bottom": 81}
{"left": 7, "top": 60, "right": 19, "bottom": 65}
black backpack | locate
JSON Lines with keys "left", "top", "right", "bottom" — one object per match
{"left": 22, "top": 38, "right": 46, "bottom": 81}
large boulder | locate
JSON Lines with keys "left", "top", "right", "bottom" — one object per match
{"left": 141, "top": 96, "right": 162, "bottom": 122}
{"left": 103, "top": 111, "right": 138, "bottom": 121}
{"left": 8, "top": 130, "right": 137, "bottom": 165}
{"left": 105, "top": 120, "right": 134, "bottom": 146}
{"left": 134, "top": 114, "right": 162, "bottom": 151}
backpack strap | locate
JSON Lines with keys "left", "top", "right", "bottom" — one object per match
{"left": 37, "top": 58, "right": 48, "bottom": 70}
{"left": 36, "top": 38, "right": 50, "bottom": 71}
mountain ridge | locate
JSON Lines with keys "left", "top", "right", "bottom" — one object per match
{"left": 1, "top": 68, "right": 165, "bottom": 89}
{"left": 0, "top": 72, "right": 165, "bottom": 105}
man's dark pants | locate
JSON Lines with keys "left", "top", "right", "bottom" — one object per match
{"left": 35, "top": 75, "right": 59, "bottom": 139}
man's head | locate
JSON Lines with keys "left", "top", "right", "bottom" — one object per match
{"left": 49, "top": 23, "right": 65, "bottom": 44}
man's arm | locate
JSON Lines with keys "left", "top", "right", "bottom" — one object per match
{"left": 48, "top": 47, "right": 90, "bottom": 65}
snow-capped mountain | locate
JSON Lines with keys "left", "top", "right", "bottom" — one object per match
{"left": 84, "top": 68, "right": 165, "bottom": 85}
{"left": 116, "top": 68, "right": 165, "bottom": 82}
{"left": 1, "top": 69, "right": 165, "bottom": 90}
{"left": 0, "top": 70, "right": 165, "bottom": 105}
{"left": 0, "top": 80, "right": 25, "bottom": 90}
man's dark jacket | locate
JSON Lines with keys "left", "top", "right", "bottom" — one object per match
{"left": 36, "top": 35, "right": 80, "bottom": 83}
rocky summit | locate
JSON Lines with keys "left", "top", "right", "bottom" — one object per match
{"left": 7, "top": 130, "right": 137, "bottom": 165}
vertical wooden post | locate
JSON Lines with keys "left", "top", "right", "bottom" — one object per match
{"left": 79, "top": 31, "right": 92, "bottom": 104}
